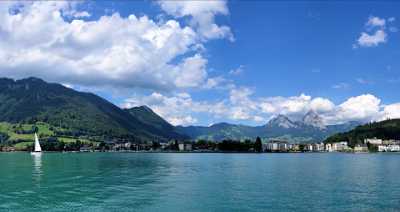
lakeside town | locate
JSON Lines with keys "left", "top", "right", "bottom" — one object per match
{"left": 2, "top": 136, "right": 399, "bottom": 153}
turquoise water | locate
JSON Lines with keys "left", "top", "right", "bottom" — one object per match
{"left": 1, "top": 153, "right": 400, "bottom": 211}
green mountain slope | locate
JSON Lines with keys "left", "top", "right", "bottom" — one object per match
{"left": 0, "top": 77, "right": 184, "bottom": 142}
{"left": 325, "top": 119, "right": 400, "bottom": 147}
{"left": 125, "top": 106, "right": 186, "bottom": 140}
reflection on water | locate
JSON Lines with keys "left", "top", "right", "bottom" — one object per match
{"left": 31, "top": 153, "right": 42, "bottom": 183}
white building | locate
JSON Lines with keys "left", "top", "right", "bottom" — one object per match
{"left": 388, "top": 145, "right": 400, "bottom": 152}
{"left": 312, "top": 143, "right": 325, "bottom": 152}
{"left": 304, "top": 144, "right": 313, "bottom": 152}
{"left": 354, "top": 144, "right": 368, "bottom": 152}
{"left": 266, "top": 142, "right": 279, "bottom": 152}
{"left": 325, "top": 143, "right": 333, "bottom": 152}
{"left": 332, "top": 141, "right": 349, "bottom": 152}
{"left": 378, "top": 144, "right": 400, "bottom": 152}
{"left": 364, "top": 138, "right": 383, "bottom": 145}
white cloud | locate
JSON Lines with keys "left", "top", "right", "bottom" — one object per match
{"left": 310, "top": 98, "right": 335, "bottom": 113}
{"left": 355, "top": 16, "right": 395, "bottom": 48}
{"left": 357, "top": 30, "right": 387, "bottom": 47}
{"left": 0, "top": 1, "right": 232, "bottom": 91}
{"left": 173, "top": 54, "right": 208, "bottom": 88}
{"left": 203, "top": 76, "right": 234, "bottom": 90}
{"left": 381, "top": 103, "right": 400, "bottom": 120}
{"left": 158, "top": 0, "right": 234, "bottom": 41}
{"left": 123, "top": 91, "right": 400, "bottom": 127}
{"left": 326, "top": 94, "right": 381, "bottom": 124}
{"left": 229, "top": 65, "right": 244, "bottom": 75}
{"left": 366, "top": 16, "right": 386, "bottom": 27}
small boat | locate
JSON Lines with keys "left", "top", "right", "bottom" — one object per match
{"left": 31, "top": 133, "right": 42, "bottom": 155}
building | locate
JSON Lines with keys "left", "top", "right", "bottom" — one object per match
{"left": 332, "top": 141, "right": 349, "bottom": 152}
{"left": 265, "top": 142, "right": 279, "bottom": 152}
{"left": 312, "top": 143, "right": 325, "bottom": 152}
{"left": 388, "top": 145, "right": 400, "bottom": 152}
{"left": 178, "top": 143, "right": 192, "bottom": 151}
{"left": 278, "top": 142, "right": 289, "bottom": 152}
{"left": 354, "top": 144, "right": 368, "bottom": 152}
{"left": 304, "top": 144, "right": 313, "bottom": 152}
{"left": 364, "top": 138, "right": 383, "bottom": 145}
{"left": 325, "top": 143, "right": 333, "bottom": 152}
{"left": 378, "top": 144, "right": 400, "bottom": 152}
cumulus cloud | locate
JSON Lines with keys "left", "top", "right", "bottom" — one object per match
{"left": 357, "top": 30, "right": 387, "bottom": 47}
{"left": 325, "top": 94, "right": 381, "bottom": 124}
{"left": 310, "top": 98, "right": 335, "bottom": 113}
{"left": 122, "top": 92, "right": 210, "bottom": 126}
{"left": 122, "top": 90, "right": 400, "bottom": 126}
{"left": 355, "top": 16, "right": 394, "bottom": 48}
{"left": 158, "top": 0, "right": 234, "bottom": 41}
{"left": 366, "top": 16, "right": 386, "bottom": 27}
{"left": 0, "top": 1, "right": 232, "bottom": 91}
{"left": 381, "top": 103, "right": 400, "bottom": 120}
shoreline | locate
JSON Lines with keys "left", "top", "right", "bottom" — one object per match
{"left": 0, "top": 150, "right": 390, "bottom": 154}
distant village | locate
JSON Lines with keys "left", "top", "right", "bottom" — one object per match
{"left": 106, "top": 138, "right": 400, "bottom": 153}
{"left": 1, "top": 135, "right": 399, "bottom": 153}
{"left": 264, "top": 138, "right": 400, "bottom": 153}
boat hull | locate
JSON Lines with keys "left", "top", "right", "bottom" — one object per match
{"left": 31, "top": 152, "right": 42, "bottom": 155}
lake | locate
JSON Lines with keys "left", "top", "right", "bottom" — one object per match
{"left": 0, "top": 153, "right": 399, "bottom": 211}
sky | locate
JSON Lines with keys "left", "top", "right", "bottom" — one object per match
{"left": 0, "top": 0, "right": 400, "bottom": 126}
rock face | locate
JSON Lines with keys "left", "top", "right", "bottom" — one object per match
{"left": 177, "top": 113, "right": 362, "bottom": 143}
{"left": 267, "top": 115, "right": 299, "bottom": 129}
{"left": 302, "top": 110, "right": 326, "bottom": 129}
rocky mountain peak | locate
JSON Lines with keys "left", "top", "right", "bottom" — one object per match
{"left": 302, "top": 110, "right": 326, "bottom": 129}
{"left": 268, "top": 114, "right": 298, "bottom": 129}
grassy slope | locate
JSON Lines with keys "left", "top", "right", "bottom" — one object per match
{"left": 0, "top": 122, "right": 98, "bottom": 150}
{"left": 0, "top": 78, "right": 185, "bottom": 142}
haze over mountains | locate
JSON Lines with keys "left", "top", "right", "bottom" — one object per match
{"left": 177, "top": 111, "right": 360, "bottom": 143}
{"left": 0, "top": 77, "right": 360, "bottom": 143}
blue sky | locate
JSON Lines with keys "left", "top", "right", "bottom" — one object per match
{"left": 1, "top": 1, "right": 400, "bottom": 126}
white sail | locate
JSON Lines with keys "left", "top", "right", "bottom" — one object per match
{"left": 34, "top": 133, "right": 42, "bottom": 152}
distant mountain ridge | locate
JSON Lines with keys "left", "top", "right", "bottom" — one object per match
{"left": 177, "top": 112, "right": 361, "bottom": 143}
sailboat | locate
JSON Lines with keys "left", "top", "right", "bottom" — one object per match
{"left": 31, "top": 133, "right": 42, "bottom": 155}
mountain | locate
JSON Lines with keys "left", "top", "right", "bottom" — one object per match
{"left": 176, "top": 123, "right": 259, "bottom": 141}
{"left": 177, "top": 112, "right": 361, "bottom": 143}
{"left": 302, "top": 110, "right": 326, "bottom": 129}
{"left": 267, "top": 115, "right": 299, "bottom": 128}
{"left": 125, "top": 106, "right": 185, "bottom": 140}
{"left": 0, "top": 77, "right": 184, "bottom": 141}
{"left": 325, "top": 119, "right": 400, "bottom": 147}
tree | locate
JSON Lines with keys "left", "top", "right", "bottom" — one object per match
{"left": 174, "top": 140, "right": 179, "bottom": 151}
{"left": 254, "top": 137, "right": 262, "bottom": 153}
